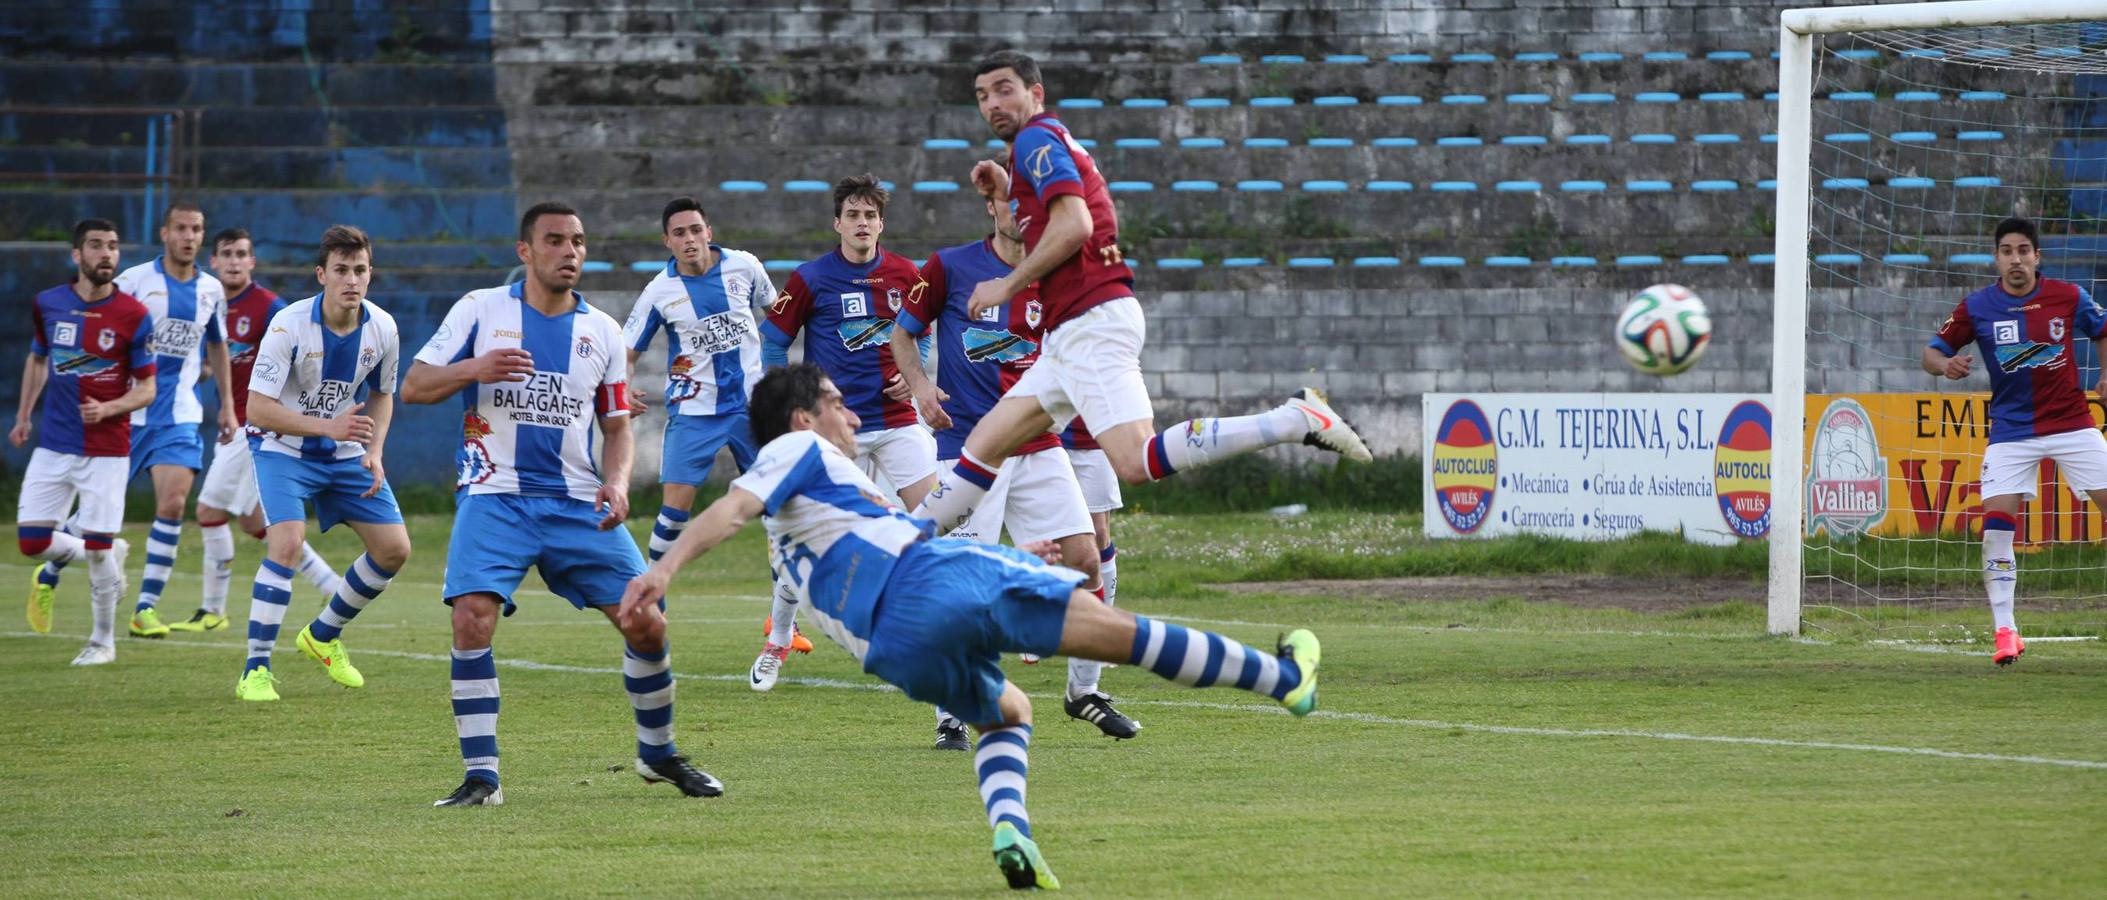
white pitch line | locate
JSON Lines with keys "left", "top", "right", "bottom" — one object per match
{"left": 8, "top": 630, "right": 2104, "bottom": 772}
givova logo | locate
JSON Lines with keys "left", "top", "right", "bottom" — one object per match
{"left": 1430, "top": 400, "right": 1497, "bottom": 533}
{"left": 1714, "top": 400, "right": 1772, "bottom": 539}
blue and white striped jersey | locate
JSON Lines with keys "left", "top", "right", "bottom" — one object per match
{"left": 247, "top": 296, "right": 400, "bottom": 461}
{"left": 730, "top": 430, "right": 931, "bottom": 661}
{"left": 116, "top": 256, "right": 226, "bottom": 427}
{"left": 415, "top": 283, "right": 631, "bottom": 503}
{"left": 623, "top": 247, "right": 772, "bottom": 417}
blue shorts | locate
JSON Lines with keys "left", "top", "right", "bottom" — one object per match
{"left": 128, "top": 423, "right": 205, "bottom": 480}
{"left": 661, "top": 412, "right": 756, "bottom": 486}
{"left": 442, "top": 492, "right": 646, "bottom": 614}
{"left": 863, "top": 539, "right": 1086, "bottom": 726}
{"left": 251, "top": 450, "right": 404, "bottom": 532}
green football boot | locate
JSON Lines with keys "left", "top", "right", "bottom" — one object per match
{"left": 1277, "top": 629, "right": 1321, "bottom": 717}
{"left": 297, "top": 625, "right": 365, "bottom": 688}
{"left": 26, "top": 564, "right": 54, "bottom": 633}
{"left": 128, "top": 607, "right": 170, "bottom": 638}
{"left": 166, "top": 610, "right": 229, "bottom": 633}
{"left": 235, "top": 666, "right": 281, "bottom": 702}
{"left": 992, "top": 822, "right": 1059, "bottom": 891}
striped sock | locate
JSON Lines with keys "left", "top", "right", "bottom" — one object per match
{"left": 1127, "top": 615, "right": 1301, "bottom": 701}
{"left": 36, "top": 556, "right": 66, "bottom": 586}
{"left": 306, "top": 553, "right": 396, "bottom": 643}
{"left": 451, "top": 647, "right": 501, "bottom": 787}
{"left": 648, "top": 506, "right": 690, "bottom": 562}
{"left": 975, "top": 724, "right": 1033, "bottom": 838}
{"left": 298, "top": 542, "right": 342, "bottom": 598}
{"left": 623, "top": 643, "right": 677, "bottom": 763}
{"left": 243, "top": 559, "right": 294, "bottom": 674}
{"left": 135, "top": 516, "right": 181, "bottom": 611}
{"left": 199, "top": 521, "right": 235, "bottom": 616}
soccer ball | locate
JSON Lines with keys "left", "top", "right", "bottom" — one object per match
{"left": 1615, "top": 284, "right": 1712, "bottom": 376}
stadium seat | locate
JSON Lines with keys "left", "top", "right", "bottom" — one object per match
{"left": 580, "top": 261, "right": 613, "bottom": 273}
{"left": 1389, "top": 53, "right": 1433, "bottom": 63}
{"left": 922, "top": 138, "right": 970, "bottom": 150}
{"left": 1430, "top": 181, "right": 1477, "bottom": 192}
{"left": 1626, "top": 180, "right": 1673, "bottom": 192}
{"left": 1371, "top": 137, "right": 1419, "bottom": 147}
{"left": 1377, "top": 95, "right": 1422, "bottom": 106}
{"left": 1236, "top": 180, "right": 1284, "bottom": 191}
{"left": 1442, "top": 94, "right": 1488, "bottom": 105}
{"left": 1452, "top": 52, "right": 1498, "bottom": 63}
{"left": 1635, "top": 92, "right": 1682, "bottom": 103}
{"left": 1699, "top": 92, "right": 1746, "bottom": 102}
{"left": 764, "top": 260, "right": 800, "bottom": 272}
{"left": 1301, "top": 180, "right": 1349, "bottom": 192}
{"left": 1578, "top": 52, "right": 1624, "bottom": 62}
{"left": 1758, "top": 179, "right": 1778, "bottom": 190}
{"left": 1436, "top": 136, "right": 1483, "bottom": 147}
{"left": 1198, "top": 54, "right": 1240, "bottom": 64}
{"left": 1951, "top": 253, "right": 1995, "bottom": 265}
{"left": 1887, "top": 176, "right": 1936, "bottom": 188}
{"left": 1894, "top": 91, "right": 1940, "bottom": 102}
{"left": 1830, "top": 91, "right": 1875, "bottom": 101}
{"left": 1616, "top": 255, "right": 1665, "bottom": 266}
{"left": 1565, "top": 134, "right": 1612, "bottom": 145}
{"left": 1076, "top": 139, "right": 1096, "bottom": 149}
{"left": 1955, "top": 176, "right": 2003, "bottom": 187}
{"left": 1186, "top": 97, "right": 1231, "bottom": 108}
{"left": 1353, "top": 256, "right": 1402, "bottom": 266}
{"left": 1485, "top": 256, "right": 1533, "bottom": 267}
{"left": 1960, "top": 91, "right": 2008, "bottom": 101}
{"left": 1815, "top": 253, "right": 1863, "bottom": 266}
{"left": 1313, "top": 96, "right": 1359, "bottom": 107}
{"left": 1122, "top": 98, "right": 1168, "bottom": 109}
{"left": 1890, "top": 131, "right": 1937, "bottom": 143}
{"left": 719, "top": 180, "right": 768, "bottom": 192}
{"left": 1155, "top": 258, "right": 1204, "bottom": 269}
{"left": 1365, "top": 180, "right": 1414, "bottom": 191}
{"left": 1286, "top": 257, "right": 1334, "bottom": 267}
{"left": 1883, "top": 253, "right": 1932, "bottom": 265}
{"left": 912, "top": 181, "right": 959, "bottom": 192}
{"left": 1250, "top": 96, "right": 1295, "bottom": 107}
{"left": 1694, "top": 133, "right": 1741, "bottom": 144}
{"left": 1572, "top": 93, "right": 1617, "bottom": 104}
{"left": 1957, "top": 131, "right": 2006, "bottom": 141}
{"left": 1825, "top": 132, "right": 1872, "bottom": 142}
{"left": 1056, "top": 98, "right": 1103, "bottom": 108}
{"left": 1506, "top": 93, "right": 1551, "bottom": 104}
{"left": 1326, "top": 54, "right": 1370, "bottom": 64}
{"left": 1631, "top": 133, "right": 1677, "bottom": 144}
{"left": 1495, "top": 180, "right": 1542, "bottom": 192}
{"left": 1108, "top": 181, "right": 1153, "bottom": 192}
{"left": 1244, "top": 137, "right": 1290, "bottom": 148}
{"left": 1707, "top": 51, "right": 1753, "bottom": 61}
{"left": 1690, "top": 180, "right": 1739, "bottom": 192}
{"left": 1419, "top": 256, "right": 1466, "bottom": 267}
{"left": 1308, "top": 137, "right": 1355, "bottom": 148}
{"left": 1551, "top": 256, "right": 1598, "bottom": 267}
{"left": 1681, "top": 254, "right": 1731, "bottom": 265}
{"left": 1643, "top": 51, "right": 1688, "bottom": 61}
{"left": 1822, "top": 177, "right": 1870, "bottom": 189}
{"left": 1260, "top": 54, "right": 1305, "bottom": 64}
{"left": 1500, "top": 135, "right": 1547, "bottom": 145}
{"left": 1515, "top": 52, "right": 1560, "bottom": 62}
{"left": 1222, "top": 257, "right": 1266, "bottom": 267}
{"left": 1972, "top": 48, "right": 2015, "bottom": 58}
{"left": 1836, "top": 49, "right": 1881, "bottom": 59}
{"left": 1561, "top": 180, "right": 1609, "bottom": 192}
{"left": 629, "top": 260, "right": 661, "bottom": 273}
{"left": 1171, "top": 180, "right": 1220, "bottom": 191}
{"left": 1180, "top": 137, "right": 1226, "bottom": 149}
{"left": 1114, "top": 138, "right": 1162, "bottom": 148}
{"left": 783, "top": 180, "right": 828, "bottom": 192}
{"left": 1901, "top": 48, "right": 1946, "bottom": 58}
{"left": 1761, "top": 134, "right": 1779, "bottom": 142}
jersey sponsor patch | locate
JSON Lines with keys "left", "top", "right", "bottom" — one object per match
{"left": 838, "top": 317, "right": 895, "bottom": 351}
{"left": 52, "top": 322, "right": 77, "bottom": 347}
{"left": 962, "top": 326, "right": 1035, "bottom": 364}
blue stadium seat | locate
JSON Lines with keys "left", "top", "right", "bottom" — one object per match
{"left": 1951, "top": 253, "right": 1994, "bottom": 265}
{"left": 1760, "top": 134, "right": 1779, "bottom": 143}
{"left": 1180, "top": 137, "right": 1227, "bottom": 148}
{"left": 1560, "top": 180, "right": 1608, "bottom": 192}
{"left": 1565, "top": 134, "right": 1612, "bottom": 145}
{"left": 1764, "top": 92, "right": 1780, "bottom": 101}
{"left": 1244, "top": 137, "right": 1291, "bottom": 148}
{"left": 1371, "top": 137, "right": 1419, "bottom": 147}
{"left": 1186, "top": 97, "right": 1231, "bottom": 108}
{"left": 1326, "top": 54, "right": 1370, "bottom": 64}
{"left": 1578, "top": 52, "right": 1624, "bottom": 62}
{"left": 1955, "top": 176, "right": 2002, "bottom": 187}
{"left": 1901, "top": 48, "right": 1946, "bottom": 58}
{"left": 1757, "top": 179, "right": 1778, "bottom": 190}
{"left": 1496, "top": 180, "right": 1542, "bottom": 192}
{"left": 1122, "top": 98, "right": 1168, "bottom": 109}
{"left": 1707, "top": 51, "right": 1753, "bottom": 61}
{"left": 1957, "top": 131, "right": 2005, "bottom": 142}
{"left": 1377, "top": 95, "right": 1422, "bottom": 106}
{"left": 1971, "top": 48, "right": 2015, "bottom": 58}
{"left": 1313, "top": 96, "right": 1359, "bottom": 107}
{"left": 1251, "top": 96, "right": 1295, "bottom": 107}
{"left": 923, "top": 138, "right": 971, "bottom": 150}
{"left": 1815, "top": 253, "right": 1863, "bottom": 266}
{"left": 1057, "top": 98, "right": 1104, "bottom": 109}
{"left": 1626, "top": 180, "right": 1673, "bottom": 192}
{"left": 1883, "top": 253, "right": 1932, "bottom": 265}
{"left": 1960, "top": 91, "right": 2008, "bottom": 101}
{"left": 1829, "top": 91, "right": 1875, "bottom": 101}
{"left": 1887, "top": 176, "right": 1936, "bottom": 188}
{"left": 1690, "top": 180, "right": 1739, "bottom": 192}
{"left": 1572, "top": 93, "right": 1617, "bottom": 104}
{"left": 1389, "top": 53, "right": 1433, "bottom": 64}
{"left": 878, "top": 181, "right": 897, "bottom": 191}
{"left": 783, "top": 180, "right": 829, "bottom": 192}
{"left": 580, "top": 261, "right": 613, "bottom": 273}
{"left": 1301, "top": 180, "right": 1349, "bottom": 192}
{"left": 1825, "top": 132, "right": 1871, "bottom": 142}
{"left": 1485, "top": 256, "right": 1533, "bottom": 267}
{"left": 1236, "top": 180, "right": 1284, "bottom": 191}
{"left": 1506, "top": 93, "right": 1552, "bottom": 104}
{"left": 1681, "top": 254, "right": 1731, "bottom": 265}
{"left": 1699, "top": 92, "right": 1746, "bottom": 102}
{"left": 1365, "top": 181, "right": 1414, "bottom": 191}
{"left": 1836, "top": 49, "right": 1880, "bottom": 60}
{"left": 1222, "top": 257, "right": 1267, "bottom": 267}
{"left": 719, "top": 180, "right": 768, "bottom": 192}
{"left": 629, "top": 260, "right": 662, "bottom": 273}
{"left": 1114, "top": 138, "right": 1162, "bottom": 148}
{"left": 1198, "top": 54, "right": 1240, "bottom": 64}
{"left": 1500, "top": 135, "right": 1547, "bottom": 146}
{"left": 1551, "top": 256, "right": 1598, "bottom": 267}
{"left": 1643, "top": 51, "right": 1688, "bottom": 61}
{"left": 1430, "top": 181, "right": 1477, "bottom": 192}
{"left": 1287, "top": 257, "right": 1335, "bottom": 267}
{"left": 1515, "top": 52, "right": 1560, "bottom": 62}
{"left": 1308, "top": 137, "right": 1355, "bottom": 148}
{"left": 1418, "top": 256, "right": 1465, "bottom": 267}
{"left": 1452, "top": 53, "right": 1498, "bottom": 63}
{"left": 764, "top": 260, "right": 800, "bottom": 272}
{"left": 1108, "top": 181, "right": 1154, "bottom": 192}
{"left": 1352, "top": 256, "right": 1402, "bottom": 267}
{"left": 987, "top": 139, "right": 1006, "bottom": 149}
{"left": 1894, "top": 91, "right": 1940, "bottom": 102}
{"left": 1632, "top": 133, "right": 1677, "bottom": 144}
{"left": 1635, "top": 92, "right": 1682, "bottom": 103}
{"left": 1617, "top": 255, "right": 1665, "bottom": 266}
{"left": 1442, "top": 94, "right": 1488, "bottom": 105}
{"left": 1076, "top": 139, "right": 1096, "bottom": 149}
{"left": 1261, "top": 55, "right": 1306, "bottom": 64}
{"left": 1822, "top": 177, "right": 1870, "bottom": 189}
{"left": 1891, "top": 131, "right": 1937, "bottom": 143}
{"left": 1694, "top": 133, "right": 1741, "bottom": 144}
{"left": 1436, "top": 136, "right": 1483, "bottom": 147}
{"left": 1172, "top": 180, "right": 1220, "bottom": 191}
{"left": 1155, "top": 258, "right": 1204, "bottom": 269}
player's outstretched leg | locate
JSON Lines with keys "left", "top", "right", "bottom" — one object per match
{"left": 1142, "top": 388, "right": 1371, "bottom": 481}
{"left": 1983, "top": 509, "right": 2025, "bottom": 665}
{"left": 1058, "top": 591, "right": 1321, "bottom": 716}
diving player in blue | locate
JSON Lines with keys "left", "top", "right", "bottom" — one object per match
{"left": 620, "top": 363, "right": 1323, "bottom": 891}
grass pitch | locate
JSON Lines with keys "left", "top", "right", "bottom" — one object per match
{"left": 4, "top": 511, "right": 2104, "bottom": 897}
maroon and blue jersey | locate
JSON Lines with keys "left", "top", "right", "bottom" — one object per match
{"left": 1061, "top": 418, "right": 1099, "bottom": 452}
{"left": 1008, "top": 112, "right": 1135, "bottom": 335}
{"left": 762, "top": 248, "right": 925, "bottom": 433}
{"left": 897, "top": 238, "right": 1059, "bottom": 460}
{"left": 222, "top": 282, "right": 285, "bottom": 425}
{"left": 29, "top": 284, "right": 156, "bottom": 457}
{"left": 1930, "top": 277, "right": 2107, "bottom": 444}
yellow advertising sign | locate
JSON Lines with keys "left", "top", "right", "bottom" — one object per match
{"left": 1802, "top": 393, "right": 2107, "bottom": 543}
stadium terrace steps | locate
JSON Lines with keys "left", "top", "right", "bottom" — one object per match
{"left": 0, "top": 62, "right": 501, "bottom": 108}
{"left": 0, "top": 107, "right": 508, "bottom": 148}
{"left": 2, "top": 147, "right": 514, "bottom": 190}
{"left": 0, "top": 190, "right": 517, "bottom": 244}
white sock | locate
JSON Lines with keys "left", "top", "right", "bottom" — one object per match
{"left": 299, "top": 543, "right": 342, "bottom": 597}
{"left": 1068, "top": 548, "right": 1117, "bottom": 699}
{"left": 87, "top": 548, "right": 121, "bottom": 646}
{"left": 1153, "top": 407, "right": 1308, "bottom": 474}
{"left": 201, "top": 522, "right": 236, "bottom": 616}
{"left": 767, "top": 579, "right": 798, "bottom": 647}
{"left": 28, "top": 530, "right": 86, "bottom": 564}
{"left": 1984, "top": 526, "right": 2017, "bottom": 631}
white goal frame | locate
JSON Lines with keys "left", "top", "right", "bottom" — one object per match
{"left": 1770, "top": 0, "right": 2107, "bottom": 634}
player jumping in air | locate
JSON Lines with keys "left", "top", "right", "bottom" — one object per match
{"left": 13, "top": 219, "right": 155, "bottom": 662}
{"left": 621, "top": 363, "right": 1321, "bottom": 891}
{"left": 1922, "top": 216, "right": 2107, "bottom": 665}
{"left": 910, "top": 51, "right": 1371, "bottom": 536}
{"left": 234, "top": 225, "right": 410, "bottom": 701}
{"left": 403, "top": 202, "right": 721, "bottom": 806}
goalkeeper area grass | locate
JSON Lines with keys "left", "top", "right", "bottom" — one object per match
{"left": 4, "top": 511, "right": 2103, "bottom": 896}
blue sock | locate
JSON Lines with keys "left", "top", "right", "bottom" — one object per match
{"left": 648, "top": 506, "right": 690, "bottom": 562}
{"left": 624, "top": 643, "right": 677, "bottom": 762}
{"left": 242, "top": 559, "right": 294, "bottom": 674}
{"left": 1127, "top": 615, "right": 1301, "bottom": 700}
{"left": 975, "top": 724, "right": 1032, "bottom": 838}
{"left": 306, "top": 553, "right": 396, "bottom": 643}
{"left": 136, "top": 516, "right": 181, "bottom": 611}
{"left": 451, "top": 647, "right": 501, "bottom": 787}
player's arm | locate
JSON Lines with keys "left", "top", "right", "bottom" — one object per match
{"left": 621, "top": 293, "right": 662, "bottom": 413}
{"left": 204, "top": 300, "right": 237, "bottom": 441}
{"left": 354, "top": 331, "right": 401, "bottom": 497}
{"left": 617, "top": 485, "right": 765, "bottom": 626}
{"left": 2077, "top": 286, "right": 2107, "bottom": 398}
{"left": 400, "top": 298, "right": 534, "bottom": 404}
{"left": 10, "top": 353, "right": 48, "bottom": 447}
{"left": 760, "top": 273, "right": 812, "bottom": 369}
{"left": 971, "top": 195, "right": 1088, "bottom": 317}
{"left": 591, "top": 346, "right": 636, "bottom": 530}
{"left": 1923, "top": 300, "right": 1975, "bottom": 379}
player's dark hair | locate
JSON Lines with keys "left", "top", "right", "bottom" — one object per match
{"left": 1994, "top": 216, "right": 2040, "bottom": 253}
{"left": 315, "top": 224, "right": 373, "bottom": 268}
{"left": 71, "top": 218, "right": 119, "bottom": 249}
{"left": 212, "top": 227, "right": 251, "bottom": 253}
{"left": 975, "top": 50, "right": 1042, "bottom": 88}
{"left": 519, "top": 200, "right": 579, "bottom": 242}
{"left": 661, "top": 196, "right": 708, "bottom": 234}
{"left": 162, "top": 200, "right": 204, "bottom": 225}
{"left": 832, "top": 174, "right": 889, "bottom": 219}
{"left": 749, "top": 363, "right": 830, "bottom": 447}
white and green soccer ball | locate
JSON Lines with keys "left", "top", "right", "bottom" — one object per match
{"left": 1615, "top": 283, "right": 1712, "bottom": 376}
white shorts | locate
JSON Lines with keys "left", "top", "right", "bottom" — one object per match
{"left": 17, "top": 448, "right": 127, "bottom": 534}
{"left": 1066, "top": 447, "right": 1124, "bottom": 513}
{"left": 1981, "top": 428, "right": 2107, "bottom": 501}
{"left": 1007, "top": 296, "right": 1154, "bottom": 436}
{"left": 197, "top": 437, "right": 261, "bottom": 515}
{"left": 855, "top": 425, "right": 938, "bottom": 500}
{"left": 944, "top": 448, "right": 1094, "bottom": 546}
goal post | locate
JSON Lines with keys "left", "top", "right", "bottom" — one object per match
{"left": 1771, "top": 0, "right": 2107, "bottom": 635}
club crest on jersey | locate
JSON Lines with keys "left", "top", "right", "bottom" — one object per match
{"left": 98, "top": 328, "right": 117, "bottom": 351}
{"left": 837, "top": 317, "right": 895, "bottom": 351}
{"left": 53, "top": 322, "right": 78, "bottom": 347}
{"left": 962, "top": 326, "right": 1036, "bottom": 364}
{"left": 2050, "top": 317, "right": 2066, "bottom": 341}
{"left": 458, "top": 412, "right": 497, "bottom": 485}
{"left": 666, "top": 354, "right": 702, "bottom": 403}
{"left": 360, "top": 346, "right": 377, "bottom": 368}
{"left": 235, "top": 315, "right": 251, "bottom": 335}
{"left": 576, "top": 334, "right": 596, "bottom": 359}
{"left": 1024, "top": 299, "right": 1043, "bottom": 329}
{"left": 886, "top": 287, "right": 903, "bottom": 312}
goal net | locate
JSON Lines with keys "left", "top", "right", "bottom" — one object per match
{"left": 1773, "top": 1, "right": 2107, "bottom": 639}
